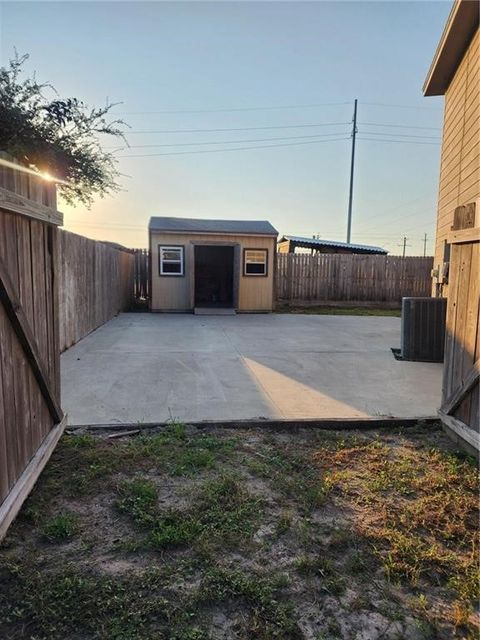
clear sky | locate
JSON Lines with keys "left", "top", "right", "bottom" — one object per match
{"left": 1, "top": 1, "right": 452, "bottom": 254}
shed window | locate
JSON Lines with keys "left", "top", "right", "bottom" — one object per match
{"left": 244, "top": 249, "right": 268, "bottom": 276}
{"left": 159, "top": 245, "right": 184, "bottom": 276}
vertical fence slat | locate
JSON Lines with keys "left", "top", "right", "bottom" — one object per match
{"left": 276, "top": 253, "right": 433, "bottom": 305}
{"left": 57, "top": 231, "right": 135, "bottom": 352}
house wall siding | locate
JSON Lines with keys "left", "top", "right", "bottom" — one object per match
{"left": 150, "top": 231, "right": 276, "bottom": 311}
{"left": 434, "top": 28, "right": 480, "bottom": 292}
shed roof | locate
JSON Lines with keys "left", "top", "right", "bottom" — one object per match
{"left": 149, "top": 216, "right": 278, "bottom": 236}
{"left": 423, "top": 0, "right": 479, "bottom": 96}
{"left": 279, "top": 235, "right": 388, "bottom": 255}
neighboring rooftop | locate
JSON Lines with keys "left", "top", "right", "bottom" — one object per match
{"left": 149, "top": 216, "right": 278, "bottom": 236}
{"left": 278, "top": 235, "right": 388, "bottom": 255}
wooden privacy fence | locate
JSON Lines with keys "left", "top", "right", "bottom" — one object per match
{"left": 58, "top": 231, "right": 135, "bottom": 351}
{"left": 276, "top": 253, "right": 434, "bottom": 304}
{"left": 0, "top": 154, "right": 65, "bottom": 540}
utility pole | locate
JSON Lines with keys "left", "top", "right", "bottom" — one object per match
{"left": 398, "top": 236, "right": 410, "bottom": 258}
{"left": 346, "top": 98, "right": 358, "bottom": 245}
{"left": 423, "top": 233, "right": 428, "bottom": 257}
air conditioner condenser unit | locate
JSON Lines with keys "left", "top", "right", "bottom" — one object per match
{"left": 401, "top": 297, "right": 447, "bottom": 362}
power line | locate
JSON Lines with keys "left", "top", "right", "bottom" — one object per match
{"left": 359, "top": 122, "right": 441, "bottom": 131}
{"left": 362, "top": 102, "right": 442, "bottom": 112}
{"left": 117, "top": 136, "right": 350, "bottom": 158}
{"left": 125, "top": 121, "right": 350, "bottom": 134}
{"left": 359, "top": 131, "right": 441, "bottom": 140}
{"left": 399, "top": 218, "right": 436, "bottom": 235}
{"left": 111, "top": 100, "right": 442, "bottom": 115}
{"left": 112, "top": 101, "right": 351, "bottom": 115}
{"left": 109, "top": 130, "right": 351, "bottom": 150}
{"left": 354, "top": 234, "right": 432, "bottom": 240}
{"left": 66, "top": 220, "right": 147, "bottom": 230}
{"left": 356, "top": 208, "right": 435, "bottom": 236}
{"left": 355, "top": 193, "right": 432, "bottom": 224}
{"left": 108, "top": 129, "right": 439, "bottom": 151}
{"left": 357, "top": 137, "right": 441, "bottom": 146}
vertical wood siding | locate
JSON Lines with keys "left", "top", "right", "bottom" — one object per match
{"left": 434, "top": 29, "right": 480, "bottom": 283}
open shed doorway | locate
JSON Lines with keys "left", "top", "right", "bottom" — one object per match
{"left": 194, "top": 245, "right": 235, "bottom": 309}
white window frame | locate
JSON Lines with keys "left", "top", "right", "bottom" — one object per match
{"left": 243, "top": 249, "right": 268, "bottom": 277}
{"left": 159, "top": 245, "right": 184, "bottom": 276}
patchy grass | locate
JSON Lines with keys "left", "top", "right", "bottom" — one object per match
{"left": 244, "top": 447, "right": 333, "bottom": 512}
{"left": 313, "top": 435, "right": 479, "bottom": 634}
{"left": 276, "top": 304, "right": 401, "bottom": 316}
{"left": 196, "top": 567, "right": 300, "bottom": 638}
{"left": 0, "top": 422, "right": 478, "bottom": 640}
{"left": 40, "top": 511, "right": 79, "bottom": 542}
{"left": 116, "top": 473, "right": 261, "bottom": 551}
{"left": 116, "top": 478, "right": 158, "bottom": 525}
{"left": 294, "top": 554, "right": 347, "bottom": 596}
{"left": 34, "top": 424, "right": 238, "bottom": 500}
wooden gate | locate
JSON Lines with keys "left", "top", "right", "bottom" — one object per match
{"left": 0, "top": 158, "right": 65, "bottom": 539}
{"left": 439, "top": 202, "right": 479, "bottom": 454}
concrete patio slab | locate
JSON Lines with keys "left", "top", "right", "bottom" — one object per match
{"left": 61, "top": 313, "right": 443, "bottom": 425}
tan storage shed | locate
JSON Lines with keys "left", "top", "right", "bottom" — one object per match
{"left": 149, "top": 217, "right": 278, "bottom": 313}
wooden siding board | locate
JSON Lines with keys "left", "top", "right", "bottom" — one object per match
{"left": 0, "top": 340, "right": 8, "bottom": 502}
{"left": 0, "top": 212, "right": 22, "bottom": 489}
{"left": 450, "top": 243, "right": 472, "bottom": 422}
{"left": 0, "top": 302, "right": 17, "bottom": 491}
{"left": 460, "top": 242, "right": 480, "bottom": 422}
{"left": 13, "top": 216, "right": 34, "bottom": 462}
{"left": 434, "top": 28, "right": 480, "bottom": 275}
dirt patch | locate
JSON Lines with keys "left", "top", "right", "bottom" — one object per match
{"left": 0, "top": 422, "right": 477, "bottom": 640}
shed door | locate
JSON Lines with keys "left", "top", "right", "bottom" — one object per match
{"left": 194, "top": 245, "right": 234, "bottom": 307}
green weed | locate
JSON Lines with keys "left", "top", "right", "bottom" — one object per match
{"left": 116, "top": 478, "right": 158, "bottom": 525}
{"left": 246, "top": 449, "right": 333, "bottom": 512}
{"left": 0, "top": 561, "right": 194, "bottom": 640}
{"left": 275, "top": 510, "right": 293, "bottom": 536}
{"left": 169, "top": 448, "right": 215, "bottom": 476}
{"left": 40, "top": 512, "right": 79, "bottom": 542}
{"left": 294, "top": 555, "right": 346, "bottom": 595}
{"left": 197, "top": 567, "right": 301, "bottom": 639}
{"left": 115, "top": 473, "right": 261, "bottom": 551}
{"left": 149, "top": 513, "right": 200, "bottom": 549}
